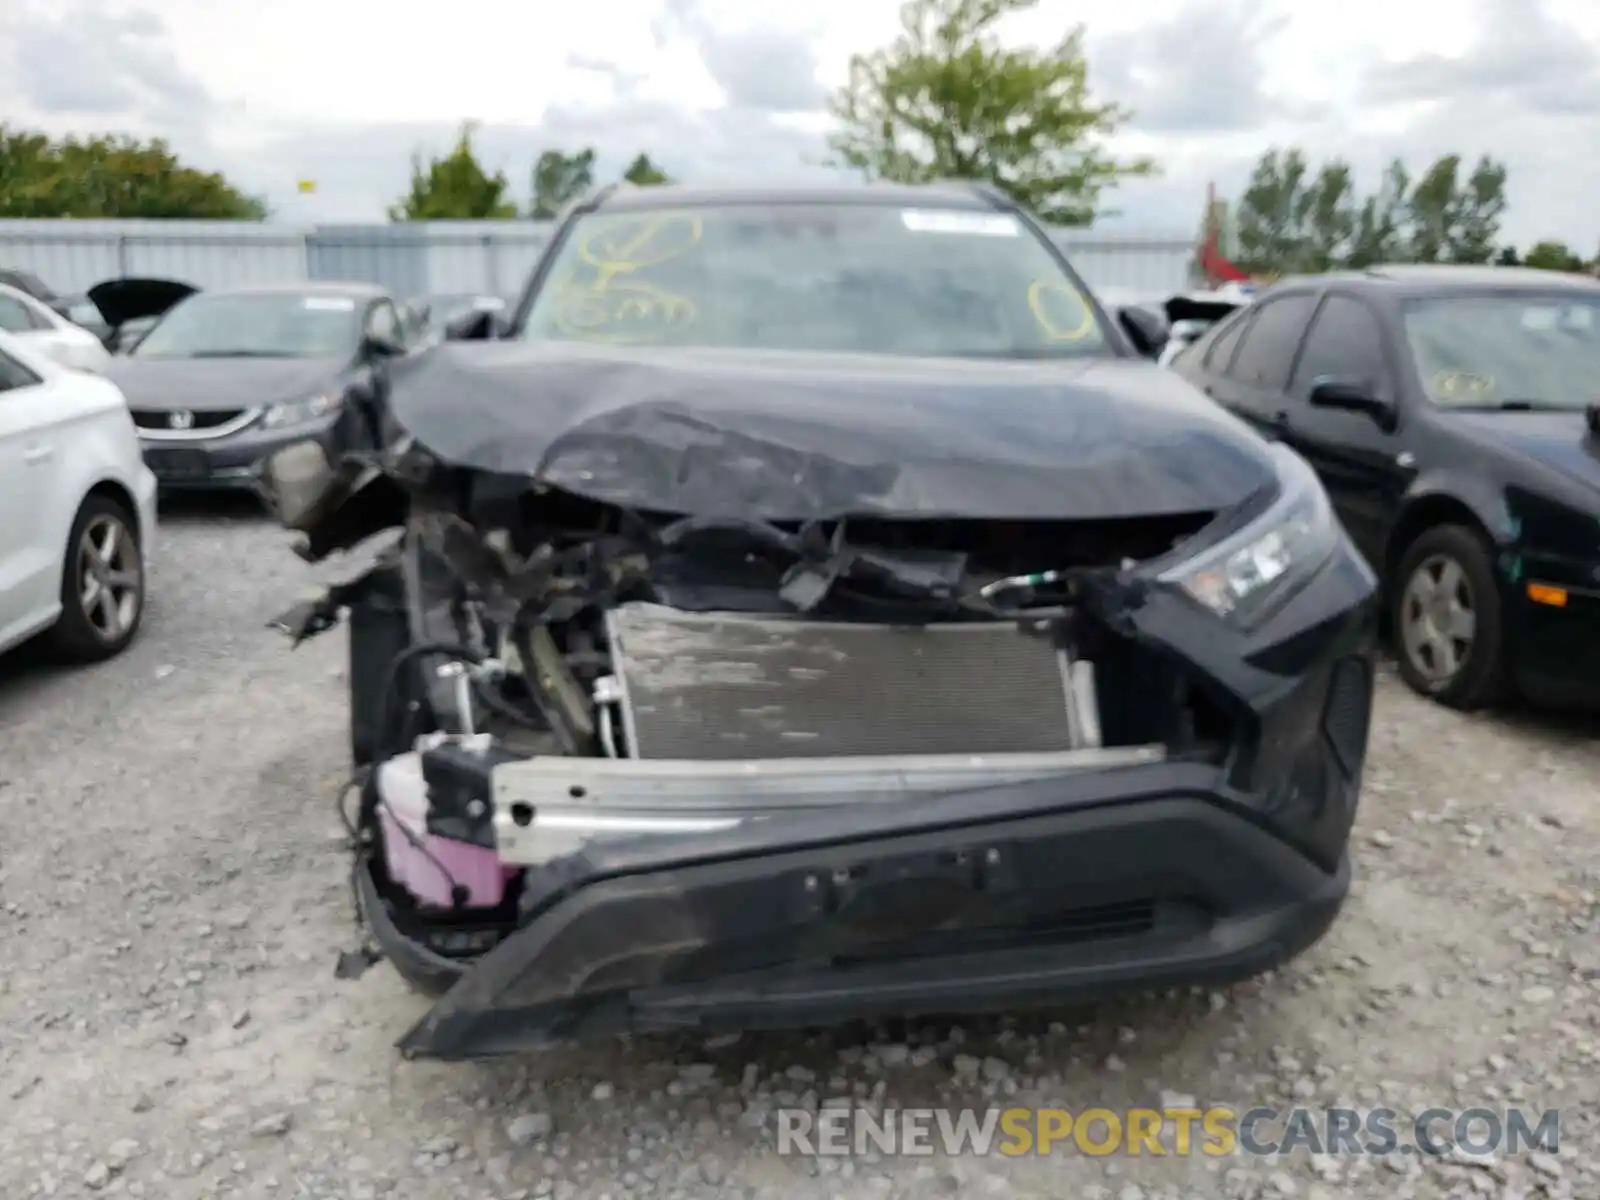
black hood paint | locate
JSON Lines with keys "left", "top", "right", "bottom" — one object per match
{"left": 87, "top": 278, "right": 198, "bottom": 328}
{"left": 386, "top": 341, "right": 1281, "bottom": 521}
{"left": 1456, "top": 409, "right": 1600, "bottom": 493}
{"left": 104, "top": 356, "right": 348, "bottom": 413}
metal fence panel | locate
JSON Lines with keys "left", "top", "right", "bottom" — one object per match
{"left": 0, "top": 219, "right": 1194, "bottom": 300}
{"left": 0, "top": 220, "right": 310, "bottom": 292}
{"left": 308, "top": 225, "right": 429, "bottom": 296}
{"left": 1051, "top": 233, "right": 1194, "bottom": 297}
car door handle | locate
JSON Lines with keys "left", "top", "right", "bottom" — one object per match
{"left": 23, "top": 442, "right": 53, "bottom": 465}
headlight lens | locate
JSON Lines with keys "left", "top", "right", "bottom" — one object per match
{"left": 262, "top": 392, "right": 340, "bottom": 430}
{"left": 1155, "top": 445, "right": 1339, "bottom": 626}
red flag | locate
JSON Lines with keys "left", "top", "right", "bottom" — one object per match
{"left": 1199, "top": 227, "right": 1250, "bottom": 284}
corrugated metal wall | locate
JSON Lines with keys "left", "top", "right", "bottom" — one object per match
{"left": 0, "top": 219, "right": 1192, "bottom": 299}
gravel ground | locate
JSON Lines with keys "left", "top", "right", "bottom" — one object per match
{"left": 1, "top": 502, "right": 1597, "bottom": 1200}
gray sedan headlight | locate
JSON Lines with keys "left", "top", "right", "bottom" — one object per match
{"left": 262, "top": 392, "right": 341, "bottom": 430}
{"left": 1154, "top": 444, "right": 1340, "bottom": 627}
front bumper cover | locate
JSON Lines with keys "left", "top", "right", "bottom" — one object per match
{"left": 384, "top": 759, "right": 1350, "bottom": 1060}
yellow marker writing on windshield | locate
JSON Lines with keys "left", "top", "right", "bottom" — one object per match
{"left": 1430, "top": 370, "right": 1493, "bottom": 398}
{"left": 1027, "top": 280, "right": 1094, "bottom": 342}
{"left": 560, "top": 214, "right": 703, "bottom": 340}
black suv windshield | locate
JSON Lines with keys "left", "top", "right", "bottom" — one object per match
{"left": 1403, "top": 291, "right": 1600, "bottom": 410}
{"left": 133, "top": 292, "right": 361, "bottom": 359}
{"left": 519, "top": 203, "right": 1110, "bottom": 359}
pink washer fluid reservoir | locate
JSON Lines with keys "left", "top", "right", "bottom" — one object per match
{"left": 376, "top": 752, "right": 516, "bottom": 910}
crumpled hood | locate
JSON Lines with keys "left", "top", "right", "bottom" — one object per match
{"left": 1455, "top": 409, "right": 1600, "bottom": 493}
{"left": 387, "top": 341, "right": 1281, "bottom": 521}
{"left": 103, "top": 356, "right": 348, "bottom": 413}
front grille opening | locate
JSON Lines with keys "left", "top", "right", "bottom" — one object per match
{"left": 132, "top": 408, "right": 247, "bottom": 431}
{"left": 1090, "top": 635, "right": 1236, "bottom": 756}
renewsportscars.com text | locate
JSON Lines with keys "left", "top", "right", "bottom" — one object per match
{"left": 775, "top": 1105, "right": 1561, "bottom": 1159}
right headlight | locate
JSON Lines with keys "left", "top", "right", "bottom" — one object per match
{"left": 262, "top": 392, "right": 341, "bottom": 431}
{"left": 1153, "top": 443, "right": 1340, "bottom": 628}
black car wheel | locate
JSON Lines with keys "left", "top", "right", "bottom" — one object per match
{"left": 1391, "top": 524, "right": 1507, "bottom": 710}
{"left": 48, "top": 494, "right": 146, "bottom": 663}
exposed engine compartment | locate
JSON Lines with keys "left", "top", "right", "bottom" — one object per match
{"left": 377, "top": 468, "right": 1230, "bottom": 768}
{"left": 267, "top": 427, "right": 1256, "bottom": 982}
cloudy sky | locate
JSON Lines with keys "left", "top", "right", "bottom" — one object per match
{"left": 2, "top": 0, "right": 1598, "bottom": 249}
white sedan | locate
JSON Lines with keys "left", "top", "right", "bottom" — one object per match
{"left": 0, "top": 282, "right": 114, "bottom": 373}
{"left": 0, "top": 329, "right": 156, "bottom": 663}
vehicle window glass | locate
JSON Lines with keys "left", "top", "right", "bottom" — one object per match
{"left": 1292, "top": 295, "right": 1390, "bottom": 397}
{"left": 520, "top": 203, "right": 1112, "bottom": 360}
{"left": 1202, "top": 311, "right": 1251, "bottom": 371}
{"left": 132, "top": 292, "right": 362, "bottom": 359}
{"left": 1401, "top": 292, "right": 1600, "bottom": 411}
{"left": 1228, "top": 295, "right": 1317, "bottom": 389}
{"left": 0, "top": 345, "right": 42, "bottom": 393}
{"left": 0, "top": 293, "right": 37, "bottom": 334}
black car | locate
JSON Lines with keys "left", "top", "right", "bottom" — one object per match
{"left": 256, "top": 180, "right": 1377, "bottom": 1059}
{"left": 1169, "top": 265, "right": 1600, "bottom": 712}
{"left": 100, "top": 281, "right": 409, "bottom": 492}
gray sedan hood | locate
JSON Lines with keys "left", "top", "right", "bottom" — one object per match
{"left": 104, "top": 356, "right": 348, "bottom": 413}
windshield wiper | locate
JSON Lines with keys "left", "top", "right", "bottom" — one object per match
{"left": 952, "top": 348, "right": 1091, "bottom": 360}
{"left": 1453, "top": 398, "right": 1577, "bottom": 412}
{"left": 185, "top": 349, "right": 299, "bottom": 359}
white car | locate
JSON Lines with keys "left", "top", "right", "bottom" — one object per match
{"left": 1155, "top": 287, "right": 1255, "bottom": 366}
{"left": 0, "top": 330, "right": 156, "bottom": 662}
{"left": 0, "top": 282, "right": 114, "bottom": 373}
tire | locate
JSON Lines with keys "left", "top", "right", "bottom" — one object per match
{"left": 46, "top": 493, "right": 146, "bottom": 664}
{"left": 1390, "top": 523, "right": 1508, "bottom": 710}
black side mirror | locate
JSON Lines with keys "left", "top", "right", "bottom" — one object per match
{"left": 443, "top": 309, "right": 506, "bottom": 341}
{"left": 1309, "top": 376, "right": 1394, "bottom": 426}
{"left": 362, "top": 331, "right": 405, "bottom": 358}
{"left": 1117, "top": 305, "right": 1170, "bottom": 360}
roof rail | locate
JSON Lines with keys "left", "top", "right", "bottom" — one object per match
{"left": 579, "top": 181, "right": 625, "bottom": 212}
{"left": 927, "top": 178, "right": 1014, "bottom": 209}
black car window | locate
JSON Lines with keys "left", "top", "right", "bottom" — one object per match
{"left": 1402, "top": 292, "right": 1600, "bottom": 412}
{"left": 0, "top": 344, "right": 42, "bottom": 393}
{"left": 1292, "top": 294, "right": 1391, "bottom": 398}
{"left": 1227, "top": 294, "right": 1317, "bottom": 390}
{"left": 1202, "top": 310, "right": 1252, "bottom": 372}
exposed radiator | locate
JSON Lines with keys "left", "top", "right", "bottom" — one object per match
{"left": 602, "top": 602, "right": 1096, "bottom": 760}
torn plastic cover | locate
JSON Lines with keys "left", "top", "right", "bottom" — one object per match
{"left": 381, "top": 340, "right": 1280, "bottom": 523}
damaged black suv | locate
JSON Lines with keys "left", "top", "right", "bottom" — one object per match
{"left": 263, "top": 180, "right": 1380, "bottom": 1060}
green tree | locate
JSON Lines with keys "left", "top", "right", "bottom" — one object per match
{"left": 1301, "top": 160, "right": 1357, "bottom": 271}
{"left": 388, "top": 122, "right": 516, "bottom": 221}
{"left": 1346, "top": 159, "right": 1409, "bottom": 268}
{"left": 1494, "top": 245, "right": 1521, "bottom": 266}
{"left": 529, "top": 148, "right": 596, "bottom": 218}
{"left": 0, "top": 124, "right": 266, "bottom": 218}
{"left": 1404, "top": 153, "right": 1507, "bottom": 264}
{"left": 1233, "top": 147, "right": 1312, "bottom": 274}
{"left": 825, "top": 0, "right": 1156, "bottom": 225}
{"left": 1522, "top": 240, "right": 1583, "bottom": 272}
{"left": 621, "top": 153, "right": 672, "bottom": 186}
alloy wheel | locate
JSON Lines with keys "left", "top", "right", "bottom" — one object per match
{"left": 1399, "top": 552, "right": 1477, "bottom": 686}
{"left": 77, "top": 513, "right": 142, "bottom": 643}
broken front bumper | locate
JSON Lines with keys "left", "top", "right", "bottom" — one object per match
{"left": 380, "top": 752, "right": 1351, "bottom": 1061}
